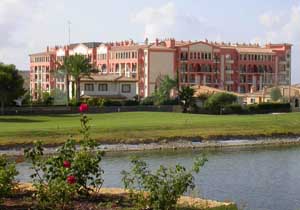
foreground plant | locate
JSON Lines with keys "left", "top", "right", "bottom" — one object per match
{"left": 0, "top": 155, "right": 18, "bottom": 202}
{"left": 121, "top": 156, "right": 207, "bottom": 210}
{"left": 24, "top": 104, "right": 104, "bottom": 209}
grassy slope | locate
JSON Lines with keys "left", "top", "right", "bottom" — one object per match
{"left": 0, "top": 112, "right": 299, "bottom": 146}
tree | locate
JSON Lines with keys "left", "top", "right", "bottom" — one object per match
{"left": 270, "top": 87, "right": 282, "bottom": 102}
{"left": 204, "top": 93, "right": 237, "bottom": 114}
{"left": 0, "top": 63, "right": 25, "bottom": 115}
{"left": 178, "top": 86, "right": 195, "bottom": 113}
{"left": 153, "top": 75, "right": 177, "bottom": 105}
{"left": 59, "top": 54, "right": 92, "bottom": 103}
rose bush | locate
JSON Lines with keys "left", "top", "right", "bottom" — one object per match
{"left": 25, "top": 104, "right": 104, "bottom": 209}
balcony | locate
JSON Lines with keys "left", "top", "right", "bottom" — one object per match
{"left": 225, "top": 69, "right": 233, "bottom": 74}
{"left": 225, "top": 59, "right": 234, "bottom": 64}
{"left": 225, "top": 80, "right": 234, "bottom": 84}
{"left": 213, "top": 57, "right": 220, "bottom": 63}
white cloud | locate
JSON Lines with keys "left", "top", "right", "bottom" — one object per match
{"left": 257, "top": 4, "right": 300, "bottom": 83}
{"left": 259, "top": 12, "right": 283, "bottom": 29}
{"left": 131, "top": 2, "right": 216, "bottom": 41}
{"left": 258, "top": 4, "right": 300, "bottom": 44}
{"left": 0, "top": 0, "right": 66, "bottom": 69}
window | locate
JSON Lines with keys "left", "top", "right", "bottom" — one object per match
{"left": 84, "top": 83, "right": 94, "bottom": 91}
{"left": 98, "top": 84, "right": 108, "bottom": 91}
{"left": 122, "top": 84, "right": 131, "bottom": 93}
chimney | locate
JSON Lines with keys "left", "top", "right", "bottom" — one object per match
{"left": 155, "top": 38, "right": 159, "bottom": 46}
{"left": 46, "top": 46, "right": 49, "bottom": 52}
{"left": 144, "top": 37, "right": 149, "bottom": 45}
{"left": 166, "top": 38, "right": 175, "bottom": 48}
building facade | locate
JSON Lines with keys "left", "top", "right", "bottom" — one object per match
{"left": 29, "top": 39, "right": 292, "bottom": 101}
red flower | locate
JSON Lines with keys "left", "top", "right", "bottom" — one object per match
{"left": 63, "top": 160, "right": 71, "bottom": 168}
{"left": 79, "top": 103, "right": 88, "bottom": 113}
{"left": 67, "top": 175, "right": 76, "bottom": 184}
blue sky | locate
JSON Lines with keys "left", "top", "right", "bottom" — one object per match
{"left": 0, "top": 0, "right": 299, "bottom": 83}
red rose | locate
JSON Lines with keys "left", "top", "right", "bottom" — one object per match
{"left": 63, "top": 160, "right": 71, "bottom": 168}
{"left": 111, "top": 203, "right": 118, "bottom": 208}
{"left": 67, "top": 175, "right": 76, "bottom": 184}
{"left": 79, "top": 103, "right": 88, "bottom": 113}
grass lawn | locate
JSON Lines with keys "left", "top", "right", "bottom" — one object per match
{"left": 0, "top": 112, "right": 299, "bottom": 146}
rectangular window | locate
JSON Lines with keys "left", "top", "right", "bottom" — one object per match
{"left": 98, "top": 84, "right": 108, "bottom": 91}
{"left": 84, "top": 83, "right": 94, "bottom": 91}
{"left": 121, "top": 84, "right": 131, "bottom": 93}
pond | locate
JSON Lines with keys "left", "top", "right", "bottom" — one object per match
{"left": 15, "top": 145, "right": 300, "bottom": 210}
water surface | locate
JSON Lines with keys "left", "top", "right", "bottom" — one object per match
{"left": 16, "top": 145, "right": 300, "bottom": 210}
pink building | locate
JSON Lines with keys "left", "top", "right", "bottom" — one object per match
{"left": 29, "top": 39, "right": 292, "bottom": 101}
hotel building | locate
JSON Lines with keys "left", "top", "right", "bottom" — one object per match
{"left": 29, "top": 39, "right": 292, "bottom": 101}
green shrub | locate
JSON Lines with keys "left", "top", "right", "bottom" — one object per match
{"left": 204, "top": 93, "right": 237, "bottom": 114}
{"left": 24, "top": 110, "right": 105, "bottom": 209}
{"left": 34, "top": 178, "right": 77, "bottom": 210}
{"left": 86, "top": 98, "right": 94, "bottom": 106}
{"left": 161, "top": 99, "right": 179, "bottom": 105}
{"left": 123, "top": 100, "right": 140, "bottom": 106}
{"left": 69, "top": 98, "right": 81, "bottom": 107}
{"left": 246, "top": 103, "right": 291, "bottom": 114}
{"left": 103, "top": 99, "right": 122, "bottom": 106}
{"left": 140, "top": 96, "right": 155, "bottom": 106}
{"left": 121, "top": 156, "right": 207, "bottom": 210}
{"left": 224, "top": 104, "right": 244, "bottom": 114}
{"left": 97, "top": 98, "right": 106, "bottom": 109}
{"left": 0, "top": 155, "right": 18, "bottom": 202}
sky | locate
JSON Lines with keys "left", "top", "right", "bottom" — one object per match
{"left": 0, "top": 0, "right": 299, "bottom": 83}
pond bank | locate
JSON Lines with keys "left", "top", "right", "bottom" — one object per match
{"left": 1, "top": 136, "right": 300, "bottom": 156}
{"left": 8, "top": 183, "right": 235, "bottom": 210}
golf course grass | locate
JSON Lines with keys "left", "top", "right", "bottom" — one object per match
{"left": 0, "top": 112, "right": 299, "bottom": 147}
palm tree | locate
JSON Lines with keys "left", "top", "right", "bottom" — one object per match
{"left": 159, "top": 75, "right": 177, "bottom": 99}
{"left": 178, "top": 86, "right": 195, "bottom": 113}
{"left": 153, "top": 75, "right": 177, "bottom": 104}
{"left": 59, "top": 54, "right": 92, "bottom": 103}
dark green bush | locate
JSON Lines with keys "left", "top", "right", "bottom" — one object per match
{"left": 140, "top": 96, "right": 155, "bottom": 106}
{"left": 103, "top": 99, "right": 122, "bottom": 106}
{"left": 161, "top": 99, "right": 179, "bottom": 105}
{"left": 69, "top": 98, "right": 81, "bottom": 107}
{"left": 86, "top": 98, "right": 94, "bottom": 106}
{"left": 122, "top": 100, "right": 140, "bottom": 106}
{"left": 224, "top": 104, "right": 244, "bottom": 114}
{"left": 246, "top": 103, "right": 291, "bottom": 114}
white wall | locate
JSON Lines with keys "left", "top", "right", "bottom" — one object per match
{"left": 69, "top": 44, "right": 89, "bottom": 55}
{"left": 80, "top": 81, "right": 137, "bottom": 99}
{"left": 97, "top": 45, "right": 108, "bottom": 54}
{"left": 56, "top": 48, "right": 66, "bottom": 57}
